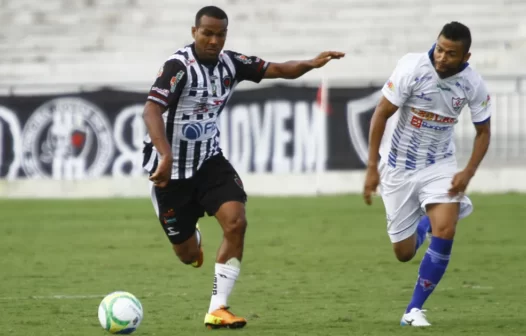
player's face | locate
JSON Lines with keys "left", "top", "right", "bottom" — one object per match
{"left": 433, "top": 35, "right": 471, "bottom": 78}
{"left": 192, "top": 16, "right": 228, "bottom": 62}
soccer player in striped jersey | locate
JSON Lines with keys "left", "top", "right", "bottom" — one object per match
{"left": 363, "top": 22, "right": 492, "bottom": 326}
{"left": 142, "top": 5, "right": 344, "bottom": 329}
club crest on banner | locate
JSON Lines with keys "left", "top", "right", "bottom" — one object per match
{"left": 21, "top": 97, "right": 114, "bottom": 179}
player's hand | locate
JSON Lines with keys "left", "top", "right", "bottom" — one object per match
{"left": 309, "top": 51, "right": 346, "bottom": 68}
{"left": 448, "top": 169, "right": 473, "bottom": 197}
{"left": 363, "top": 166, "right": 380, "bottom": 205}
{"left": 149, "top": 155, "right": 173, "bottom": 188}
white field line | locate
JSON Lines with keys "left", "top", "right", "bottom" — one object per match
{"left": 0, "top": 286, "right": 493, "bottom": 301}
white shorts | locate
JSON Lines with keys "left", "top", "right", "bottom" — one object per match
{"left": 378, "top": 159, "right": 473, "bottom": 243}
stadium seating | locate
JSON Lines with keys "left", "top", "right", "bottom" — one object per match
{"left": 1, "top": 0, "right": 525, "bottom": 86}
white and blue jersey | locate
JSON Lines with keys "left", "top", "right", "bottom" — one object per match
{"left": 379, "top": 47, "right": 492, "bottom": 171}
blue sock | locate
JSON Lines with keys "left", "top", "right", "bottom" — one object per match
{"left": 406, "top": 236, "right": 453, "bottom": 313}
{"left": 415, "top": 216, "right": 431, "bottom": 251}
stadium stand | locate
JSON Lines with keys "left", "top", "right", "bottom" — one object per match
{"left": 1, "top": 0, "right": 525, "bottom": 86}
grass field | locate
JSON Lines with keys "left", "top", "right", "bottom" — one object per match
{"left": 1, "top": 194, "right": 525, "bottom": 335}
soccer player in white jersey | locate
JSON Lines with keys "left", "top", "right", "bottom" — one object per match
{"left": 142, "top": 6, "right": 344, "bottom": 330}
{"left": 363, "top": 21, "right": 492, "bottom": 326}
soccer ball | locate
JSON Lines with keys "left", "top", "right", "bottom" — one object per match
{"left": 98, "top": 291, "right": 143, "bottom": 334}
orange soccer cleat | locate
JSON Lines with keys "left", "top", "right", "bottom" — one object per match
{"left": 204, "top": 306, "right": 247, "bottom": 329}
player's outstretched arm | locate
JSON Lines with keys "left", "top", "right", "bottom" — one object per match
{"left": 263, "top": 51, "right": 345, "bottom": 79}
{"left": 363, "top": 96, "right": 399, "bottom": 205}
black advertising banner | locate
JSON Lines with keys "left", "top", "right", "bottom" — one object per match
{"left": 0, "top": 85, "right": 382, "bottom": 179}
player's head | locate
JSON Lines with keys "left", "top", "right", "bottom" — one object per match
{"left": 433, "top": 21, "right": 472, "bottom": 78}
{"left": 192, "top": 6, "right": 228, "bottom": 62}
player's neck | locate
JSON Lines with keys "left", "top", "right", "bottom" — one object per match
{"left": 436, "top": 70, "right": 459, "bottom": 80}
{"left": 191, "top": 43, "right": 219, "bottom": 66}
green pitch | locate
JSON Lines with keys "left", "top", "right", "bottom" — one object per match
{"left": 1, "top": 194, "right": 525, "bottom": 335}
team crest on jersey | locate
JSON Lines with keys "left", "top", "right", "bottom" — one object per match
{"left": 156, "top": 66, "right": 163, "bottom": 78}
{"left": 223, "top": 76, "right": 232, "bottom": 88}
{"left": 170, "top": 70, "right": 185, "bottom": 93}
{"left": 451, "top": 97, "right": 466, "bottom": 112}
{"left": 234, "top": 54, "right": 252, "bottom": 64}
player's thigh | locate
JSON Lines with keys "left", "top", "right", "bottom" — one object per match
{"left": 149, "top": 180, "right": 203, "bottom": 245}
{"left": 418, "top": 163, "right": 473, "bottom": 222}
{"left": 379, "top": 161, "right": 422, "bottom": 244}
{"left": 196, "top": 154, "right": 247, "bottom": 217}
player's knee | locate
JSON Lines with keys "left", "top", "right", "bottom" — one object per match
{"left": 393, "top": 238, "right": 416, "bottom": 262}
{"left": 395, "top": 251, "right": 415, "bottom": 262}
{"left": 433, "top": 225, "right": 456, "bottom": 240}
{"left": 393, "top": 245, "right": 415, "bottom": 262}
{"left": 223, "top": 214, "right": 247, "bottom": 238}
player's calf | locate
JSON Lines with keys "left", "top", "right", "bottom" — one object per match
{"left": 215, "top": 201, "right": 247, "bottom": 262}
{"left": 204, "top": 201, "right": 247, "bottom": 320}
{"left": 171, "top": 230, "right": 201, "bottom": 265}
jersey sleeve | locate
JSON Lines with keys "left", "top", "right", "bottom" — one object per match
{"left": 468, "top": 77, "right": 492, "bottom": 124}
{"left": 224, "top": 50, "right": 269, "bottom": 83}
{"left": 147, "top": 59, "right": 188, "bottom": 108}
{"left": 381, "top": 54, "right": 415, "bottom": 107}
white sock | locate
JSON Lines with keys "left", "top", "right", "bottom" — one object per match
{"left": 208, "top": 259, "right": 240, "bottom": 313}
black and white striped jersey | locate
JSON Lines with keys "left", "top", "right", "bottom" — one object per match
{"left": 142, "top": 43, "right": 269, "bottom": 179}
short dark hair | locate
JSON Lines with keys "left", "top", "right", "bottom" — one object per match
{"left": 195, "top": 6, "right": 228, "bottom": 26}
{"left": 438, "top": 21, "right": 472, "bottom": 53}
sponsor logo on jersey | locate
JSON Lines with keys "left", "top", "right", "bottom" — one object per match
{"left": 182, "top": 121, "right": 217, "bottom": 140}
{"left": 152, "top": 87, "right": 169, "bottom": 97}
{"left": 234, "top": 54, "right": 252, "bottom": 64}
{"left": 410, "top": 108, "right": 456, "bottom": 123}
{"left": 415, "top": 92, "right": 432, "bottom": 102}
{"left": 170, "top": 70, "right": 185, "bottom": 93}
{"left": 481, "top": 94, "right": 491, "bottom": 107}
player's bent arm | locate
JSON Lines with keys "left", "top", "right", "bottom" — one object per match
{"left": 143, "top": 101, "right": 173, "bottom": 161}
{"left": 366, "top": 96, "right": 399, "bottom": 169}
{"left": 464, "top": 120, "right": 491, "bottom": 176}
{"left": 263, "top": 61, "right": 316, "bottom": 79}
